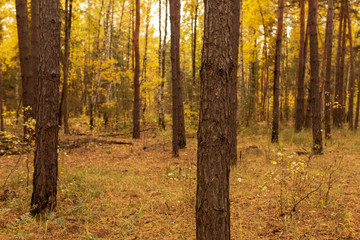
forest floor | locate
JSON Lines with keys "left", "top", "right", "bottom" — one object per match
{"left": 0, "top": 119, "right": 360, "bottom": 239}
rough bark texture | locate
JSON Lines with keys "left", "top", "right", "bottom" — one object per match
{"left": 132, "top": 0, "right": 141, "bottom": 139}
{"left": 345, "top": 0, "right": 354, "bottom": 129}
{"left": 271, "top": 0, "right": 284, "bottom": 143}
{"left": 196, "top": 0, "right": 239, "bottom": 237}
{"left": 31, "top": 0, "right": 61, "bottom": 215}
{"left": 15, "top": 0, "right": 36, "bottom": 137}
{"left": 324, "top": 0, "right": 334, "bottom": 139}
{"left": 295, "top": 0, "right": 306, "bottom": 132}
{"left": 308, "top": 0, "right": 323, "bottom": 154}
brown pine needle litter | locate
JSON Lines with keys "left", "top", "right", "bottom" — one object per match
{"left": 1, "top": 125, "right": 360, "bottom": 239}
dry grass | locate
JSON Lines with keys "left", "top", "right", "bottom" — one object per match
{"left": 0, "top": 121, "right": 360, "bottom": 239}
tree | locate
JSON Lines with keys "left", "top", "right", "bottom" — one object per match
{"left": 15, "top": 0, "right": 36, "bottom": 137}
{"left": 271, "top": 0, "right": 284, "bottom": 143}
{"left": 323, "top": 0, "right": 334, "bottom": 139}
{"left": 31, "top": 0, "right": 61, "bottom": 215}
{"left": 295, "top": 0, "right": 306, "bottom": 132}
{"left": 170, "top": 0, "right": 186, "bottom": 156}
{"left": 30, "top": 0, "right": 39, "bottom": 125}
{"left": 345, "top": 0, "right": 354, "bottom": 129}
{"left": 132, "top": 0, "right": 141, "bottom": 138}
{"left": 0, "top": 62, "right": 3, "bottom": 132}
{"left": 308, "top": 0, "right": 322, "bottom": 154}
{"left": 59, "top": 0, "right": 73, "bottom": 134}
{"left": 196, "top": 0, "right": 239, "bottom": 238}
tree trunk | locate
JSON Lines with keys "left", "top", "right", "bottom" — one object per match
{"left": 333, "top": 1, "right": 345, "bottom": 127}
{"left": 168, "top": 0, "right": 187, "bottom": 150}
{"left": 324, "top": 0, "right": 334, "bottom": 139}
{"left": 345, "top": 0, "right": 354, "bottom": 129}
{"left": 15, "top": 0, "right": 36, "bottom": 137}
{"left": 132, "top": 0, "right": 140, "bottom": 139}
{"left": 355, "top": 59, "right": 360, "bottom": 129}
{"left": 170, "top": 0, "right": 180, "bottom": 156}
{"left": 308, "top": 0, "right": 323, "bottom": 154}
{"left": 271, "top": 0, "right": 284, "bottom": 143}
{"left": 59, "top": 0, "right": 72, "bottom": 134}
{"left": 31, "top": 0, "right": 39, "bottom": 123}
{"left": 31, "top": 0, "right": 61, "bottom": 215}
{"left": 196, "top": 0, "right": 239, "bottom": 237}
{"left": 295, "top": 0, "right": 306, "bottom": 132}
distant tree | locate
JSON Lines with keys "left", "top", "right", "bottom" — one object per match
{"left": 308, "top": 0, "right": 322, "bottom": 154}
{"left": 170, "top": 0, "right": 186, "bottom": 156}
{"left": 271, "top": 0, "right": 285, "bottom": 143}
{"left": 196, "top": 0, "right": 239, "bottom": 238}
{"left": 132, "top": 0, "right": 141, "bottom": 139}
{"left": 59, "top": 0, "right": 73, "bottom": 134}
{"left": 0, "top": 62, "right": 3, "bottom": 132}
{"left": 295, "top": 0, "right": 306, "bottom": 132}
{"left": 323, "top": 0, "right": 334, "bottom": 139}
{"left": 31, "top": 0, "right": 61, "bottom": 215}
{"left": 345, "top": 0, "right": 354, "bottom": 129}
{"left": 15, "top": 0, "right": 36, "bottom": 137}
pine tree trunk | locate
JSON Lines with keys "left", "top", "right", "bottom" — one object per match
{"left": 271, "top": 0, "right": 284, "bottom": 143}
{"left": 15, "top": 0, "right": 35, "bottom": 137}
{"left": 333, "top": 1, "right": 345, "bottom": 127}
{"left": 132, "top": 0, "right": 140, "bottom": 138}
{"left": 345, "top": 0, "right": 354, "bottom": 129}
{"left": 308, "top": 0, "right": 323, "bottom": 154}
{"left": 295, "top": 0, "right": 306, "bottom": 132}
{"left": 324, "top": 0, "right": 334, "bottom": 139}
{"left": 31, "top": 0, "right": 39, "bottom": 122}
{"left": 59, "top": 0, "right": 72, "bottom": 134}
{"left": 31, "top": 0, "right": 60, "bottom": 215}
{"left": 196, "top": 0, "right": 239, "bottom": 236}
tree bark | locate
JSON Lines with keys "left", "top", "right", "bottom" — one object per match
{"left": 295, "top": 0, "right": 306, "bottom": 132}
{"left": 333, "top": 1, "right": 345, "bottom": 127}
{"left": 324, "top": 0, "right": 334, "bottom": 139}
{"left": 15, "top": 0, "right": 36, "bottom": 137}
{"left": 345, "top": 0, "right": 354, "bottom": 129}
{"left": 271, "top": 0, "right": 284, "bottom": 143}
{"left": 31, "top": 0, "right": 61, "bottom": 215}
{"left": 59, "top": 0, "right": 72, "bottom": 134}
{"left": 308, "top": 0, "right": 323, "bottom": 154}
{"left": 0, "top": 62, "right": 3, "bottom": 131}
{"left": 132, "top": 0, "right": 141, "bottom": 139}
{"left": 196, "top": 0, "right": 239, "bottom": 237}
{"left": 31, "top": 0, "right": 39, "bottom": 123}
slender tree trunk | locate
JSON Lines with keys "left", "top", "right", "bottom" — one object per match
{"left": 333, "top": 1, "right": 345, "bottom": 127}
{"left": 324, "top": 0, "right": 334, "bottom": 139}
{"left": 239, "top": 0, "right": 245, "bottom": 122}
{"left": 31, "top": 0, "right": 39, "bottom": 123}
{"left": 132, "top": 0, "right": 140, "bottom": 138}
{"left": 15, "top": 0, "right": 35, "bottom": 137}
{"left": 158, "top": 0, "right": 166, "bottom": 130}
{"left": 31, "top": 0, "right": 61, "bottom": 215}
{"left": 59, "top": 0, "right": 72, "bottom": 134}
{"left": 345, "top": 0, "right": 354, "bottom": 129}
{"left": 355, "top": 58, "right": 360, "bottom": 129}
{"left": 271, "top": 0, "right": 284, "bottom": 143}
{"left": 308, "top": 0, "right": 323, "bottom": 154}
{"left": 295, "top": 0, "right": 306, "bottom": 132}
{"left": 191, "top": 0, "right": 198, "bottom": 107}
{"left": 196, "top": 0, "right": 239, "bottom": 237}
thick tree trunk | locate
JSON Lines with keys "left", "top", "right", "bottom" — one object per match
{"left": 271, "top": 0, "right": 284, "bottom": 143}
{"left": 295, "top": 0, "right": 306, "bottom": 132}
{"left": 345, "top": 0, "right": 354, "bottom": 129}
{"left": 15, "top": 0, "right": 36, "bottom": 137}
{"left": 196, "top": 0, "right": 239, "bottom": 237}
{"left": 132, "top": 0, "right": 141, "bottom": 139}
{"left": 324, "top": 0, "right": 334, "bottom": 139}
{"left": 308, "top": 0, "right": 323, "bottom": 154}
{"left": 31, "top": 0, "right": 61, "bottom": 215}
{"left": 59, "top": 0, "right": 72, "bottom": 134}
